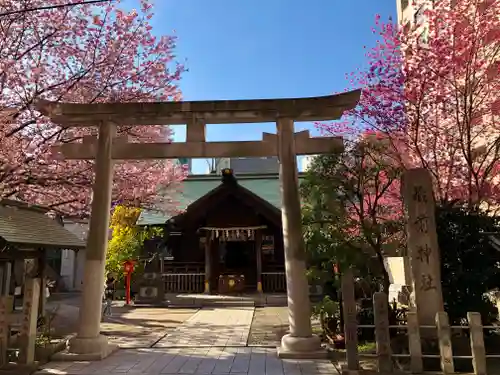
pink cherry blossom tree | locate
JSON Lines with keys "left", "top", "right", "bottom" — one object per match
{"left": 0, "top": 0, "right": 186, "bottom": 217}
{"left": 320, "top": 0, "right": 500, "bottom": 210}
{"left": 302, "top": 130, "right": 404, "bottom": 294}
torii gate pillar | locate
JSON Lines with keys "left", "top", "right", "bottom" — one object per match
{"left": 276, "top": 118, "right": 323, "bottom": 358}
{"left": 67, "top": 122, "right": 117, "bottom": 359}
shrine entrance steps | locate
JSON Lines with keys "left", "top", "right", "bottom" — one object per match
{"left": 149, "top": 293, "right": 288, "bottom": 308}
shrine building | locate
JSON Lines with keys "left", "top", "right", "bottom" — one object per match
{"left": 135, "top": 169, "right": 304, "bottom": 299}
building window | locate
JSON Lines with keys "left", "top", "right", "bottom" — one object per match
{"left": 401, "top": 0, "right": 409, "bottom": 11}
{"left": 441, "top": 100, "right": 455, "bottom": 117}
{"left": 261, "top": 235, "right": 275, "bottom": 261}
{"left": 414, "top": 5, "right": 426, "bottom": 26}
{"left": 404, "top": 21, "right": 411, "bottom": 35}
{"left": 418, "top": 27, "right": 429, "bottom": 45}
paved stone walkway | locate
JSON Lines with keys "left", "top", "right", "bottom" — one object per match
{"left": 247, "top": 307, "right": 321, "bottom": 347}
{"left": 101, "top": 308, "right": 196, "bottom": 348}
{"left": 47, "top": 295, "right": 197, "bottom": 348}
{"left": 36, "top": 347, "right": 337, "bottom": 374}
{"left": 154, "top": 307, "right": 254, "bottom": 348}
{"left": 247, "top": 307, "right": 289, "bottom": 347}
{"left": 37, "top": 307, "right": 338, "bottom": 374}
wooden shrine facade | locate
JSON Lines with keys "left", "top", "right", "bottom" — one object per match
{"left": 0, "top": 198, "right": 85, "bottom": 352}
{"left": 137, "top": 170, "right": 286, "bottom": 299}
{"left": 0, "top": 200, "right": 86, "bottom": 287}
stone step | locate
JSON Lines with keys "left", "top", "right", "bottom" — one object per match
{"left": 202, "top": 300, "right": 255, "bottom": 306}
{"left": 167, "top": 298, "right": 256, "bottom": 307}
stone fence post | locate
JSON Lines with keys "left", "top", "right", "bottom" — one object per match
{"left": 467, "top": 312, "right": 486, "bottom": 375}
{"left": 436, "top": 311, "right": 454, "bottom": 374}
{"left": 341, "top": 268, "right": 359, "bottom": 374}
{"left": 373, "top": 292, "right": 392, "bottom": 372}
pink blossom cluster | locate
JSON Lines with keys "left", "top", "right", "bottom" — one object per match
{"left": 0, "top": 0, "right": 186, "bottom": 217}
{"left": 319, "top": 0, "right": 500, "bottom": 211}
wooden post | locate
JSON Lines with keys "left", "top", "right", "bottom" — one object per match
{"left": 0, "top": 265, "right": 4, "bottom": 298}
{"left": 255, "top": 230, "right": 263, "bottom": 293}
{"left": 0, "top": 296, "right": 13, "bottom": 366}
{"left": 467, "top": 312, "right": 486, "bottom": 375}
{"left": 204, "top": 232, "right": 211, "bottom": 294}
{"left": 373, "top": 292, "right": 392, "bottom": 373}
{"left": 156, "top": 251, "right": 165, "bottom": 303}
{"left": 436, "top": 311, "right": 454, "bottom": 374}
{"left": 4, "top": 262, "right": 11, "bottom": 295}
{"left": 72, "top": 250, "right": 79, "bottom": 289}
{"left": 342, "top": 268, "right": 359, "bottom": 371}
{"left": 38, "top": 250, "right": 47, "bottom": 318}
{"left": 406, "top": 312, "right": 423, "bottom": 373}
{"left": 402, "top": 169, "right": 444, "bottom": 329}
{"left": 19, "top": 278, "right": 41, "bottom": 365}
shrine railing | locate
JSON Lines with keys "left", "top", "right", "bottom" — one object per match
{"left": 163, "top": 272, "right": 205, "bottom": 293}
{"left": 342, "top": 291, "right": 497, "bottom": 375}
{"left": 163, "top": 261, "right": 204, "bottom": 274}
{"left": 262, "top": 271, "right": 286, "bottom": 293}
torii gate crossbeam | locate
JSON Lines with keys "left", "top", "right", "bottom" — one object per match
{"left": 36, "top": 89, "right": 360, "bottom": 361}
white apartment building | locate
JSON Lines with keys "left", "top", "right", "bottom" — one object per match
{"left": 395, "top": 0, "right": 500, "bottom": 196}
{"left": 60, "top": 220, "right": 88, "bottom": 291}
{"left": 301, "top": 155, "right": 316, "bottom": 172}
{"left": 396, "top": 0, "right": 433, "bottom": 44}
{"left": 396, "top": 0, "right": 430, "bottom": 26}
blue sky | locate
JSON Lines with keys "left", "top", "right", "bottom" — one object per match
{"left": 125, "top": 0, "right": 397, "bottom": 173}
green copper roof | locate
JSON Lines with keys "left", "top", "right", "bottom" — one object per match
{"left": 137, "top": 172, "right": 304, "bottom": 226}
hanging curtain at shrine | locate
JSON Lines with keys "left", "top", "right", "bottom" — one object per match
{"left": 200, "top": 226, "right": 267, "bottom": 242}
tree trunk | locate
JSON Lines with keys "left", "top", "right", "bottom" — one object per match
{"left": 375, "top": 249, "right": 391, "bottom": 294}
{"left": 381, "top": 265, "right": 390, "bottom": 295}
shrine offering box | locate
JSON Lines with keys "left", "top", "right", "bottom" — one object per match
{"left": 218, "top": 274, "right": 245, "bottom": 294}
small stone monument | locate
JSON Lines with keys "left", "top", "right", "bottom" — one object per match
{"left": 401, "top": 168, "right": 444, "bottom": 328}
{"left": 18, "top": 278, "right": 41, "bottom": 365}
{"left": 0, "top": 296, "right": 12, "bottom": 366}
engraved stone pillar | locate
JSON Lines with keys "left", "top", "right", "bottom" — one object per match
{"left": 67, "top": 123, "right": 116, "bottom": 359}
{"left": 402, "top": 168, "right": 444, "bottom": 328}
{"left": 276, "top": 118, "right": 324, "bottom": 359}
{"left": 19, "top": 278, "right": 40, "bottom": 365}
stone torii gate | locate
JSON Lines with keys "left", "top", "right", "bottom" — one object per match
{"left": 36, "top": 89, "right": 360, "bottom": 360}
